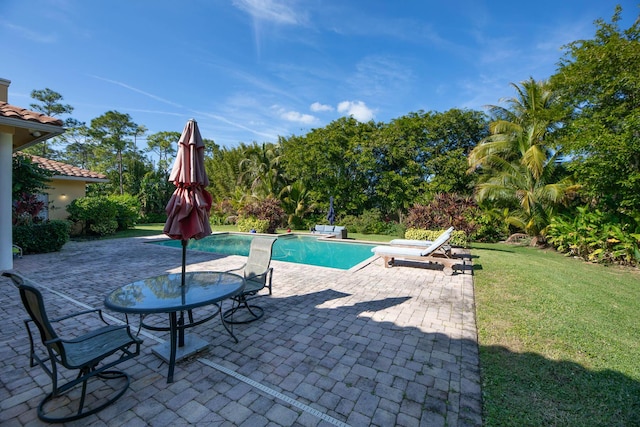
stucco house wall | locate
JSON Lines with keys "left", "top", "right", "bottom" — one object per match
{"left": 45, "top": 178, "right": 88, "bottom": 221}
{"left": 25, "top": 154, "right": 109, "bottom": 221}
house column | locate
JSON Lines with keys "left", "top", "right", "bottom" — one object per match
{"left": 0, "top": 131, "right": 13, "bottom": 270}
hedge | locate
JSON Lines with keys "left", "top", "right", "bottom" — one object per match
{"left": 404, "top": 228, "right": 469, "bottom": 247}
{"left": 13, "top": 220, "right": 70, "bottom": 254}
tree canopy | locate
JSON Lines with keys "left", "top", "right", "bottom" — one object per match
{"left": 551, "top": 5, "right": 640, "bottom": 215}
{"left": 469, "top": 78, "right": 578, "bottom": 239}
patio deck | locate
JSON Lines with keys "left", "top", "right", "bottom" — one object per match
{"left": 0, "top": 236, "right": 482, "bottom": 426}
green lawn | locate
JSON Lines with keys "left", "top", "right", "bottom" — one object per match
{"left": 472, "top": 243, "right": 640, "bottom": 426}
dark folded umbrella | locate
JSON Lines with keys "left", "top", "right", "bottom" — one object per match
{"left": 327, "top": 196, "right": 336, "bottom": 225}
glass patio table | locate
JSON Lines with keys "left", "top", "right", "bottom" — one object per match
{"left": 104, "top": 271, "right": 244, "bottom": 383}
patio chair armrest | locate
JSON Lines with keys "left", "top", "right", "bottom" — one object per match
{"left": 49, "top": 324, "right": 139, "bottom": 346}
{"left": 225, "top": 264, "right": 246, "bottom": 275}
{"left": 244, "top": 267, "right": 273, "bottom": 295}
{"left": 245, "top": 268, "right": 271, "bottom": 282}
{"left": 50, "top": 308, "right": 103, "bottom": 323}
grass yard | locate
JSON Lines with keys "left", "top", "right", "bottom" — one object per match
{"left": 472, "top": 243, "right": 640, "bottom": 426}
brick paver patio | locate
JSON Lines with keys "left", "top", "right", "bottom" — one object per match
{"left": 0, "top": 235, "right": 482, "bottom": 426}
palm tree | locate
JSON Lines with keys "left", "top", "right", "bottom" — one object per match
{"left": 238, "top": 142, "right": 286, "bottom": 199}
{"left": 469, "top": 78, "right": 578, "bottom": 241}
{"left": 279, "top": 181, "right": 315, "bottom": 228}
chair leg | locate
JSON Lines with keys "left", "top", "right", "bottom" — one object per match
{"left": 38, "top": 370, "right": 130, "bottom": 423}
{"left": 223, "top": 296, "right": 264, "bottom": 324}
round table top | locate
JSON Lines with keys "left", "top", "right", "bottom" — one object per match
{"left": 104, "top": 271, "right": 244, "bottom": 314}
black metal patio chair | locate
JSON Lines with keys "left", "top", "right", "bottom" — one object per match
{"left": 2, "top": 271, "right": 142, "bottom": 423}
{"left": 223, "top": 236, "right": 277, "bottom": 324}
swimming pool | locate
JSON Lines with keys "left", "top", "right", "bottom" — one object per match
{"left": 154, "top": 233, "right": 376, "bottom": 270}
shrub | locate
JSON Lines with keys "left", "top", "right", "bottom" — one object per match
{"left": 547, "top": 207, "right": 640, "bottom": 265}
{"left": 12, "top": 193, "right": 46, "bottom": 225}
{"left": 287, "top": 215, "right": 307, "bottom": 231}
{"left": 406, "top": 193, "right": 479, "bottom": 237}
{"left": 341, "top": 209, "right": 386, "bottom": 234}
{"left": 139, "top": 212, "right": 167, "bottom": 223}
{"left": 67, "top": 196, "right": 118, "bottom": 236}
{"left": 89, "top": 220, "right": 118, "bottom": 236}
{"left": 385, "top": 221, "right": 407, "bottom": 238}
{"left": 239, "top": 197, "right": 285, "bottom": 234}
{"left": 108, "top": 194, "right": 140, "bottom": 230}
{"left": 237, "top": 217, "right": 269, "bottom": 233}
{"left": 210, "top": 199, "right": 237, "bottom": 226}
{"left": 469, "top": 209, "right": 510, "bottom": 243}
{"left": 404, "top": 228, "right": 469, "bottom": 247}
{"left": 13, "top": 220, "right": 70, "bottom": 254}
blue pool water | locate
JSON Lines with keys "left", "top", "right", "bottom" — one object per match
{"left": 154, "top": 233, "right": 376, "bottom": 270}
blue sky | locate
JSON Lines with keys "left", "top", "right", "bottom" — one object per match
{"left": 2, "top": 1, "right": 635, "bottom": 150}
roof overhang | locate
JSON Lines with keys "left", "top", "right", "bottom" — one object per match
{"left": 51, "top": 175, "right": 110, "bottom": 183}
{"left": 0, "top": 116, "right": 65, "bottom": 151}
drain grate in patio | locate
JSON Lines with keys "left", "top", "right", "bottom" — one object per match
{"left": 198, "top": 358, "right": 351, "bottom": 427}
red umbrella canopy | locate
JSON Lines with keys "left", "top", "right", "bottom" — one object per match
{"left": 163, "top": 119, "right": 212, "bottom": 241}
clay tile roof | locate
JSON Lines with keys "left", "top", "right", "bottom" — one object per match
{"left": 27, "top": 154, "right": 108, "bottom": 181}
{"left": 0, "top": 102, "right": 64, "bottom": 126}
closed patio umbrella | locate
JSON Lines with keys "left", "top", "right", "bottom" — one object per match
{"left": 164, "top": 119, "right": 212, "bottom": 279}
{"left": 163, "top": 119, "right": 212, "bottom": 346}
{"left": 327, "top": 196, "right": 336, "bottom": 225}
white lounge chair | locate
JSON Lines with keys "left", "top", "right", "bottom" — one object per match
{"left": 371, "top": 228, "right": 459, "bottom": 274}
{"left": 389, "top": 226, "right": 455, "bottom": 248}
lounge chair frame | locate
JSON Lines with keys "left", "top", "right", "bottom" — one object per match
{"left": 2, "top": 271, "right": 141, "bottom": 423}
{"left": 380, "top": 250, "right": 459, "bottom": 274}
{"left": 372, "top": 229, "right": 460, "bottom": 274}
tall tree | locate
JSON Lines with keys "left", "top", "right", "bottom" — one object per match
{"left": 551, "top": 5, "right": 640, "bottom": 214}
{"left": 469, "top": 78, "right": 577, "bottom": 240}
{"left": 28, "top": 88, "right": 75, "bottom": 157}
{"left": 238, "top": 142, "right": 286, "bottom": 200}
{"left": 205, "top": 143, "right": 246, "bottom": 204}
{"left": 359, "top": 109, "right": 487, "bottom": 220}
{"left": 146, "top": 131, "right": 179, "bottom": 177}
{"left": 89, "top": 111, "right": 139, "bottom": 194}
{"left": 281, "top": 117, "right": 376, "bottom": 215}
{"left": 421, "top": 109, "right": 488, "bottom": 195}
{"left": 362, "top": 113, "right": 426, "bottom": 218}
{"left": 122, "top": 150, "right": 153, "bottom": 196}
{"left": 60, "top": 120, "right": 94, "bottom": 168}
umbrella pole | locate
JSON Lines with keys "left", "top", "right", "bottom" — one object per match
{"left": 181, "top": 239, "right": 187, "bottom": 287}
{"left": 179, "top": 239, "right": 187, "bottom": 347}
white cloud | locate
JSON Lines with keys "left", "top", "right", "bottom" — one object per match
{"left": 310, "top": 102, "right": 333, "bottom": 112}
{"left": 282, "top": 111, "right": 316, "bottom": 124}
{"left": 337, "top": 101, "right": 374, "bottom": 122}
{"left": 232, "top": 0, "right": 306, "bottom": 25}
{"left": 272, "top": 106, "right": 317, "bottom": 124}
{"left": 1, "top": 21, "right": 56, "bottom": 43}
